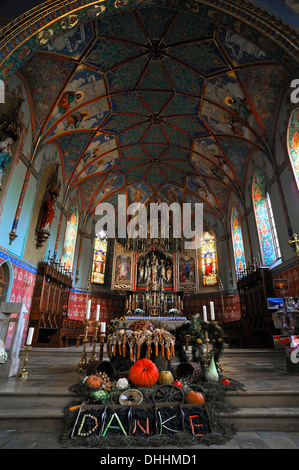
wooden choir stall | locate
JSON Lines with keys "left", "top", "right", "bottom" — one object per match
{"left": 28, "top": 258, "right": 85, "bottom": 348}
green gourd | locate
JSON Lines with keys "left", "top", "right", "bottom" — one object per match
{"left": 204, "top": 353, "right": 219, "bottom": 383}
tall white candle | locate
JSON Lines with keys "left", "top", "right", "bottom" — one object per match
{"left": 101, "top": 322, "right": 106, "bottom": 333}
{"left": 203, "top": 306, "right": 207, "bottom": 322}
{"left": 210, "top": 301, "right": 215, "bottom": 321}
{"left": 86, "top": 299, "right": 91, "bottom": 320}
{"left": 26, "top": 327, "right": 34, "bottom": 346}
{"left": 96, "top": 305, "right": 100, "bottom": 322}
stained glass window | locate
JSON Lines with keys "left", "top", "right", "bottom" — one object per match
{"left": 61, "top": 203, "right": 78, "bottom": 271}
{"left": 252, "top": 172, "right": 280, "bottom": 266}
{"left": 288, "top": 108, "right": 299, "bottom": 189}
{"left": 231, "top": 208, "right": 246, "bottom": 274}
{"left": 201, "top": 231, "right": 217, "bottom": 286}
{"left": 91, "top": 232, "right": 108, "bottom": 285}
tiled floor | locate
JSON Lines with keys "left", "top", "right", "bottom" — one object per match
{"left": 0, "top": 346, "right": 298, "bottom": 450}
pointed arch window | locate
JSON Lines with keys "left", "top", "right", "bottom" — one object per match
{"left": 288, "top": 108, "right": 299, "bottom": 189}
{"left": 252, "top": 172, "right": 281, "bottom": 266}
{"left": 231, "top": 207, "right": 246, "bottom": 274}
{"left": 201, "top": 231, "right": 218, "bottom": 286}
{"left": 91, "top": 231, "right": 108, "bottom": 285}
{"left": 61, "top": 203, "right": 79, "bottom": 271}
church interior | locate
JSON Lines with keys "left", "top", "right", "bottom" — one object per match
{"left": 0, "top": 0, "right": 299, "bottom": 451}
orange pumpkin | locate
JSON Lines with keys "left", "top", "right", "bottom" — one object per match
{"left": 186, "top": 391, "right": 205, "bottom": 405}
{"left": 129, "top": 358, "right": 159, "bottom": 388}
{"left": 86, "top": 375, "right": 103, "bottom": 389}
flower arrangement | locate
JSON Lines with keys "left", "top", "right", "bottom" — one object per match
{"left": 134, "top": 308, "right": 144, "bottom": 316}
{"left": 0, "top": 346, "right": 7, "bottom": 364}
{"left": 169, "top": 308, "right": 179, "bottom": 316}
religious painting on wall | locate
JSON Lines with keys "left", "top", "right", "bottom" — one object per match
{"left": 201, "top": 231, "right": 218, "bottom": 286}
{"left": 111, "top": 241, "right": 134, "bottom": 290}
{"left": 91, "top": 236, "right": 108, "bottom": 285}
{"left": 115, "top": 255, "right": 131, "bottom": 283}
{"left": 178, "top": 251, "right": 197, "bottom": 291}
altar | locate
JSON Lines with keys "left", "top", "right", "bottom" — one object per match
{"left": 125, "top": 316, "right": 187, "bottom": 331}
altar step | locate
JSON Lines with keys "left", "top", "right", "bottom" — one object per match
{"left": 0, "top": 347, "right": 298, "bottom": 432}
{"left": 0, "top": 389, "right": 298, "bottom": 432}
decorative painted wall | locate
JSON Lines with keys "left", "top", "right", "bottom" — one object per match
{"left": 67, "top": 290, "right": 126, "bottom": 325}
{"left": 0, "top": 250, "right": 37, "bottom": 347}
{"left": 183, "top": 292, "right": 241, "bottom": 323}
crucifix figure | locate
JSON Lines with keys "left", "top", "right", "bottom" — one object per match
{"left": 288, "top": 234, "right": 299, "bottom": 256}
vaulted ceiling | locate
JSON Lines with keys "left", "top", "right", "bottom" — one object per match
{"left": 14, "top": 3, "right": 296, "bottom": 229}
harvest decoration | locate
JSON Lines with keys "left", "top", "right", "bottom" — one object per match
{"left": 175, "top": 316, "right": 225, "bottom": 370}
{"left": 107, "top": 324, "right": 175, "bottom": 362}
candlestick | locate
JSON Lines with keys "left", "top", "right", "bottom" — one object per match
{"left": 88, "top": 321, "right": 100, "bottom": 364}
{"left": 77, "top": 320, "right": 91, "bottom": 373}
{"left": 96, "top": 305, "right": 100, "bottom": 322}
{"left": 203, "top": 305, "right": 207, "bottom": 322}
{"left": 16, "top": 345, "right": 32, "bottom": 378}
{"left": 86, "top": 299, "right": 91, "bottom": 320}
{"left": 26, "top": 327, "right": 34, "bottom": 346}
{"left": 99, "top": 332, "right": 106, "bottom": 362}
{"left": 210, "top": 301, "right": 215, "bottom": 321}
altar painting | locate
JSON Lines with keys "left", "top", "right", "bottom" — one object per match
{"left": 178, "top": 253, "right": 197, "bottom": 290}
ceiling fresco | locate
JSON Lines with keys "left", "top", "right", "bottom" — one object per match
{"left": 248, "top": 0, "right": 299, "bottom": 30}
{"left": 12, "top": 3, "right": 295, "bottom": 227}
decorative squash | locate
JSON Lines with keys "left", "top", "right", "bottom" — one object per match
{"left": 158, "top": 370, "right": 174, "bottom": 385}
{"left": 185, "top": 391, "right": 205, "bottom": 405}
{"left": 85, "top": 375, "right": 103, "bottom": 389}
{"left": 129, "top": 358, "right": 159, "bottom": 388}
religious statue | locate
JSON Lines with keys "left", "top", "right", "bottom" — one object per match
{"left": 138, "top": 259, "right": 145, "bottom": 283}
{"left": 159, "top": 259, "right": 166, "bottom": 281}
{"left": 35, "top": 164, "right": 61, "bottom": 248}
{"left": 166, "top": 261, "right": 172, "bottom": 283}
{"left": 0, "top": 137, "right": 13, "bottom": 190}
{"left": 144, "top": 257, "right": 151, "bottom": 282}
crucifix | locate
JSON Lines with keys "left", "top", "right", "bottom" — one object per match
{"left": 288, "top": 234, "right": 299, "bottom": 256}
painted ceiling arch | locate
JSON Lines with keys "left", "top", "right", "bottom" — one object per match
{"left": 1, "top": 0, "right": 298, "bottom": 231}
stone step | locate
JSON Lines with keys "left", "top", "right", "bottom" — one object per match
{"left": 221, "top": 408, "right": 299, "bottom": 431}
{"left": 1, "top": 408, "right": 299, "bottom": 432}
{"left": 227, "top": 390, "right": 299, "bottom": 408}
{"left": 0, "top": 387, "right": 297, "bottom": 409}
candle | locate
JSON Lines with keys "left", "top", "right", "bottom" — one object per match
{"left": 210, "top": 301, "right": 215, "bottom": 321}
{"left": 101, "top": 322, "right": 106, "bottom": 333}
{"left": 129, "top": 295, "right": 132, "bottom": 303}
{"left": 203, "top": 306, "right": 207, "bottom": 322}
{"left": 86, "top": 299, "right": 91, "bottom": 320}
{"left": 96, "top": 305, "right": 100, "bottom": 322}
{"left": 26, "top": 327, "right": 34, "bottom": 346}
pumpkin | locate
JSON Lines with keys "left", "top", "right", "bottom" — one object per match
{"left": 158, "top": 370, "right": 174, "bottom": 385}
{"left": 129, "top": 358, "right": 159, "bottom": 388}
{"left": 185, "top": 391, "right": 205, "bottom": 405}
{"left": 85, "top": 375, "right": 103, "bottom": 389}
